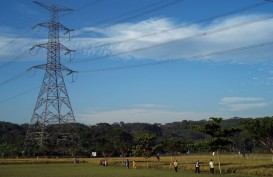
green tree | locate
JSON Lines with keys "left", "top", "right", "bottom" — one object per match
{"left": 90, "top": 123, "right": 114, "bottom": 156}
{"left": 111, "top": 127, "right": 133, "bottom": 156}
{"left": 191, "top": 117, "right": 241, "bottom": 173}
{"left": 244, "top": 117, "right": 273, "bottom": 153}
{"left": 89, "top": 123, "right": 134, "bottom": 157}
{"left": 161, "top": 138, "right": 185, "bottom": 162}
{"left": 134, "top": 134, "right": 158, "bottom": 168}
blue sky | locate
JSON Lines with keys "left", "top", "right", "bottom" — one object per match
{"left": 1, "top": 0, "right": 273, "bottom": 125}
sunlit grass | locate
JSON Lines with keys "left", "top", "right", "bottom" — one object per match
{"left": 0, "top": 154, "right": 272, "bottom": 176}
{"left": 0, "top": 163, "right": 255, "bottom": 177}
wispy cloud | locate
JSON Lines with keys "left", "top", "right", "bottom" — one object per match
{"left": 220, "top": 96, "right": 268, "bottom": 111}
{"left": 0, "top": 36, "right": 45, "bottom": 61}
{"left": 76, "top": 108, "right": 214, "bottom": 124}
{"left": 227, "top": 103, "right": 268, "bottom": 111}
{"left": 72, "top": 14, "right": 273, "bottom": 63}
{"left": 133, "top": 103, "right": 170, "bottom": 108}
{"left": 1, "top": 14, "right": 273, "bottom": 63}
{"left": 221, "top": 97, "right": 264, "bottom": 103}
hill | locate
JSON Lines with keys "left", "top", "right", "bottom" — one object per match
{"left": 0, "top": 117, "right": 272, "bottom": 157}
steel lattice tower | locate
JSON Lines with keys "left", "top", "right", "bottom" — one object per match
{"left": 24, "top": 1, "right": 78, "bottom": 154}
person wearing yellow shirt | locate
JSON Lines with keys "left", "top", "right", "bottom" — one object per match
{"left": 209, "top": 159, "right": 214, "bottom": 174}
{"left": 133, "top": 160, "right": 136, "bottom": 169}
{"left": 173, "top": 160, "right": 178, "bottom": 172}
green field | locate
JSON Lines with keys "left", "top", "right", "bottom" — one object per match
{"left": 0, "top": 154, "right": 272, "bottom": 177}
{"left": 0, "top": 164, "right": 256, "bottom": 177}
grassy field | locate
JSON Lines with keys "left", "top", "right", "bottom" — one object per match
{"left": 0, "top": 163, "right": 258, "bottom": 177}
{"left": 0, "top": 154, "right": 272, "bottom": 177}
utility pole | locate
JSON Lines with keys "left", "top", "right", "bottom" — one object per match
{"left": 24, "top": 1, "right": 78, "bottom": 155}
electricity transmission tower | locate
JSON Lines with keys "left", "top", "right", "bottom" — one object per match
{"left": 24, "top": 1, "right": 79, "bottom": 155}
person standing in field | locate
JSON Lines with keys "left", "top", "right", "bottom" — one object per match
{"left": 173, "top": 160, "right": 178, "bottom": 172}
{"left": 195, "top": 160, "right": 200, "bottom": 173}
{"left": 209, "top": 159, "right": 214, "bottom": 174}
{"left": 104, "top": 159, "right": 108, "bottom": 166}
{"left": 125, "top": 159, "right": 129, "bottom": 169}
{"left": 132, "top": 160, "right": 136, "bottom": 169}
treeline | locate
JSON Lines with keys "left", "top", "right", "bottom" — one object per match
{"left": 0, "top": 117, "right": 272, "bottom": 157}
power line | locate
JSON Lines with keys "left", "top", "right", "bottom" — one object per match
{"left": 0, "top": 0, "right": 104, "bottom": 71}
{"left": 0, "top": 2, "right": 266, "bottom": 88}
{"left": 91, "top": 0, "right": 170, "bottom": 26}
{"left": 0, "top": 0, "right": 269, "bottom": 70}
{"left": 0, "top": 0, "right": 102, "bottom": 69}
{"left": 0, "top": 1, "right": 103, "bottom": 51}
{"left": 0, "top": 0, "right": 269, "bottom": 53}
{"left": 61, "top": 0, "right": 103, "bottom": 17}
{"left": 0, "top": 29, "right": 31, "bottom": 51}
{"left": 0, "top": 50, "right": 29, "bottom": 69}
{"left": 0, "top": 71, "right": 26, "bottom": 86}
{"left": 73, "top": 14, "right": 273, "bottom": 64}
{"left": 79, "top": 1, "right": 270, "bottom": 51}
{"left": 3, "top": 40, "right": 273, "bottom": 103}
{"left": 1, "top": 1, "right": 271, "bottom": 86}
{"left": 98, "top": 0, "right": 184, "bottom": 28}
{"left": 79, "top": 40, "right": 273, "bottom": 73}
{"left": 89, "top": 0, "right": 270, "bottom": 30}
{"left": 0, "top": 86, "right": 39, "bottom": 104}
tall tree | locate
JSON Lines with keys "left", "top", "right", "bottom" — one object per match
{"left": 133, "top": 134, "right": 158, "bottom": 168}
{"left": 111, "top": 127, "right": 133, "bottom": 156}
{"left": 244, "top": 117, "right": 273, "bottom": 153}
{"left": 161, "top": 138, "right": 186, "bottom": 162}
{"left": 191, "top": 117, "right": 241, "bottom": 173}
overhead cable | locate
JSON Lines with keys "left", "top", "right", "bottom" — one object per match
{"left": 79, "top": 41, "right": 273, "bottom": 73}
{"left": 80, "top": 1, "right": 271, "bottom": 51}
{"left": 0, "top": 71, "right": 26, "bottom": 86}
{"left": 0, "top": 86, "right": 39, "bottom": 104}
{"left": 99, "top": 0, "right": 184, "bottom": 28}
{"left": 3, "top": 40, "right": 273, "bottom": 103}
{"left": 73, "top": 14, "right": 273, "bottom": 64}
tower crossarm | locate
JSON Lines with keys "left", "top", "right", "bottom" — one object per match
{"left": 61, "top": 65, "right": 77, "bottom": 75}
{"left": 27, "top": 64, "right": 76, "bottom": 74}
{"left": 30, "top": 43, "right": 48, "bottom": 50}
{"left": 30, "top": 43, "right": 75, "bottom": 55}
{"left": 60, "top": 44, "right": 75, "bottom": 55}
{"left": 32, "top": 22, "right": 73, "bottom": 34}
{"left": 33, "top": 1, "right": 73, "bottom": 12}
{"left": 27, "top": 64, "right": 49, "bottom": 71}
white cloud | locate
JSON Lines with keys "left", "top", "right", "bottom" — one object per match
{"left": 221, "top": 97, "right": 264, "bottom": 103}
{"left": 220, "top": 96, "right": 268, "bottom": 112}
{"left": 133, "top": 103, "right": 170, "bottom": 108}
{"left": 227, "top": 103, "right": 268, "bottom": 111}
{"left": 71, "top": 14, "right": 273, "bottom": 63}
{"left": 76, "top": 108, "right": 214, "bottom": 124}
{"left": 76, "top": 97, "right": 271, "bottom": 124}
{"left": 2, "top": 14, "right": 273, "bottom": 63}
{"left": 0, "top": 36, "right": 46, "bottom": 61}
